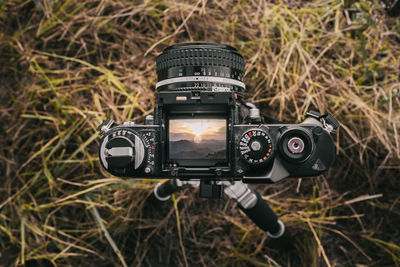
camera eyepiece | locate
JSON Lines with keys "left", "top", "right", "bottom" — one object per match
{"left": 156, "top": 42, "right": 245, "bottom": 93}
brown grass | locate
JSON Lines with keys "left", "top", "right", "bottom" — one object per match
{"left": 0, "top": 0, "right": 399, "bottom": 266}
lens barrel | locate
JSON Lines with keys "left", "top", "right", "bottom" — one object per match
{"left": 156, "top": 42, "right": 245, "bottom": 93}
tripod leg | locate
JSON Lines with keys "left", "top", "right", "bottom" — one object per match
{"left": 153, "top": 179, "right": 200, "bottom": 201}
{"left": 154, "top": 180, "right": 176, "bottom": 201}
{"left": 223, "top": 181, "right": 290, "bottom": 242}
{"left": 238, "top": 189, "right": 284, "bottom": 238}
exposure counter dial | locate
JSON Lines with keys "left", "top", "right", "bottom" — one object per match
{"left": 239, "top": 129, "right": 274, "bottom": 165}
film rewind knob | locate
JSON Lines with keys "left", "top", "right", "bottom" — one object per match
{"left": 100, "top": 130, "right": 146, "bottom": 172}
{"left": 106, "top": 146, "right": 134, "bottom": 168}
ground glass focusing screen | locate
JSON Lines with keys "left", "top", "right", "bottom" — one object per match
{"left": 168, "top": 119, "right": 227, "bottom": 164}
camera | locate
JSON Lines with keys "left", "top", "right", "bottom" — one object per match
{"left": 98, "top": 42, "right": 338, "bottom": 183}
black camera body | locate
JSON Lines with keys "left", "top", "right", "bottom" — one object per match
{"left": 98, "top": 42, "right": 338, "bottom": 183}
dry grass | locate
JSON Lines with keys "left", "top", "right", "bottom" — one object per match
{"left": 0, "top": 0, "right": 399, "bottom": 266}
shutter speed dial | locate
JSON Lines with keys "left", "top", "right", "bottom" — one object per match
{"left": 239, "top": 129, "right": 274, "bottom": 165}
{"left": 99, "top": 129, "right": 146, "bottom": 174}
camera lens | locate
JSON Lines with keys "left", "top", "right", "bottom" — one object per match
{"left": 156, "top": 42, "right": 245, "bottom": 93}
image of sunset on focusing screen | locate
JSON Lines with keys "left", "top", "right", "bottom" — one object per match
{"left": 169, "top": 119, "right": 226, "bottom": 160}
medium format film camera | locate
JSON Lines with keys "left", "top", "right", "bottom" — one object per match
{"left": 97, "top": 42, "right": 339, "bottom": 241}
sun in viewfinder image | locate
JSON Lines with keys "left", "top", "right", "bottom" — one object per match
{"left": 188, "top": 120, "right": 209, "bottom": 143}
{"left": 169, "top": 119, "right": 226, "bottom": 160}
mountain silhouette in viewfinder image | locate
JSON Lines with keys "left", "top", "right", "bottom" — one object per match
{"left": 169, "top": 139, "right": 225, "bottom": 159}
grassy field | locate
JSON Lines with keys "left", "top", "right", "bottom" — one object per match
{"left": 1, "top": 0, "right": 399, "bottom": 266}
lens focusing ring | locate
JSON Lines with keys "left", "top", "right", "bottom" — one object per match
{"left": 156, "top": 45, "right": 245, "bottom": 72}
{"left": 156, "top": 42, "right": 245, "bottom": 92}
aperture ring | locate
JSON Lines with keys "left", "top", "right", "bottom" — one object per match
{"left": 155, "top": 76, "right": 246, "bottom": 90}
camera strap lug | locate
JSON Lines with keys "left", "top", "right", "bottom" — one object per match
{"left": 145, "top": 115, "right": 154, "bottom": 125}
{"left": 244, "top": 102, "right": 262, "bottom": 123}
{"left": 306, "top": 111, "right": 339, "bottom": 133}
{"left": 98, "top": 119, "right": 115, "bottom": 135}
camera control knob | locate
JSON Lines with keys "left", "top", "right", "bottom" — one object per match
{"left": 239, "top": 129, "right": 274, "bottom": 165}
{"left": 250, "top": 141, "right": 261, "bottom": 151}
{"left": 287, "top": 137, "right": 305, "bottom": 154}
{"left": 99, "top": 129, "right": 146, "bottom": 174}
